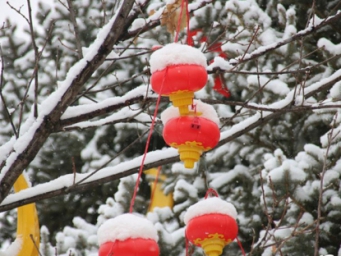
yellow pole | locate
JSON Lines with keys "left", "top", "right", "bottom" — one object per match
{"left": 145, "top": 168, "right": 174, "bottom": 212}
{"left": 13, "top": 173, "right": 40, "bottom": 256}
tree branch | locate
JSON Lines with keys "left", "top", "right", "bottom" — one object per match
{"left": 0, "top": 0, "right": 136, "bottom": 204}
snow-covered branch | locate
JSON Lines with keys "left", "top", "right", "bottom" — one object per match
{"left": 0, "top": 0, "right": 136, "bottom": 204}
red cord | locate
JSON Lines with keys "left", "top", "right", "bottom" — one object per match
{"left": 236, "top": 236, "right": 246, "bottom": 256}
{"left": 204, "top": 188, "right": 219, "bottom": 198}
{"left": 185, "top": 0, "right": 190, "bottom": 45}
{"left": 129, "top": 68, "right": 168, "bottom": 213}
{"left": 174, "top": 0, "right": 186, "bottom": 42}
{"left": 147, "top": 166, "right": 162, "bottom": 212}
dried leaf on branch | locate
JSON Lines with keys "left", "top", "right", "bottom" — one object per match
{"left": 160, "top": 0, "right": 188, "bottom": 35}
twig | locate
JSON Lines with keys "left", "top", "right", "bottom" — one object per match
{"left": 104, "top": 50, "right": 152, "bottom": 61}
{"left": 232, "top": 11, "right": 341, "bottom": 66}
{"left": 26, "top": 0, "right": 40, "bottom": 118}
{"left": 65, "top": 128, "right": 150, "bottom": 191}
{"left": 72, "top": 156, "right": 76, "bottom": 185}
{"left": 57, "top": 37, "right": 78, "bottom": 53}
{"left": 0, "top": 45, "right": 18, "bottom": 138}
{"left": 30, "top": 234, "right": 43, "bottom": 256}
{"left": 6, "top": 2, "right": 30, "bottom": 24}
{"left": 66, "top": 0, "right": 83, "bottom": 59}
{"left": 17, "top": 20, "right": 55, "bottom": 135}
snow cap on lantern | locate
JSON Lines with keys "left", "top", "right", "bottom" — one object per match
{"left": 184, "top": 197, "right": 238, "bottom": 256}
{"left": 161, "top": 100, "right": 220, "bottom": 169}
{"left": 150, "top": 43, "right": 208, "bottom": 115}
{"left": 97, "top": 213, "right": 159, "bottom": 256}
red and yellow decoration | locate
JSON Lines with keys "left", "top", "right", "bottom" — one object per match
{"left": 186, "top": 213, "right": 238, "bottom": 256}
{"left": 184, "top": 189, "right": 239, "bottom": 256}
{"left": 151, "top": 64, "right": 207, "bottom": 115}
{"left": 97, "top": 213, "right": 160, "bottom": 256}
{"left": 163, "top": 115, "right": 220, "bottom": 168}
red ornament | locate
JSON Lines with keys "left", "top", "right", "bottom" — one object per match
{"left": 186, "top": 213, "right": 238, "bottom": 256}
{"left": 163, "top": 115, "right": 220, "bottom": 168}
{"left": 99, "top": 238, "right": 159, "bottom": 256}
{"left": 151, "top": 64, "right": 207, "bottom": 115}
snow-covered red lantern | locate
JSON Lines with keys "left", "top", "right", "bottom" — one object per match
{"left": 184, "top": 196, "right": 238, "bottom": 256}
{"left": 150, "top": 43, "right": 207, "bottom": 116}
{"left": 97, "top": 213, "right": 159, "bottom": 256}
{"left": 161, "top": 100, "right": 220, "bottom": 168}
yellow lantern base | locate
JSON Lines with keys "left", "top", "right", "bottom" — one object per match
{"left": 172, "top": 141, "right": 206, "bottom": 169}
{"left": 169, "top": 91, "right": 194, "bottom": 116}
{"left": 194, "top": 233, "right": 230, "bottom": 256}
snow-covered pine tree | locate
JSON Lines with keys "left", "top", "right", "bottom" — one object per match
{"left": 1, "top": 0, "right": 341, "bottom": 255}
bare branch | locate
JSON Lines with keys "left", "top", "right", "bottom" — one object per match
{"left": 66, "top": 0, "right": 83, "bottom": 59}
{"left": 0, "top": 46, "right": 18, "bottom": 138}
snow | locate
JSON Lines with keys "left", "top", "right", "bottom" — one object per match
{"left": 0, "top": 237, "right": 22, "bottom": 256}
{"left": 268, "top": 159, "right": 307, "bottom": 183}
{"left": 160, "top": 99, "right": 220, "bottom": 125}
{"left": 247, "top": 75, "right": 290, "bottom": 96}
{"left": 61, "top": 85, "right": 152, "bottom": 120}
{"left": 97, "top": 213, "right": 158, "bottom": 245}
{"left": 0, "top": 2, "right": 125, "bottom": 182}
{"left": 130, "top": 18, "right": 146, "bottom": 31}
{"left": 149, "top": 43, "right": 207, "bottom": 73}
{"left": 64, "top": 107, "right": 152, "bottom": 130}
{"left": 330, "top": 81, "right": 341, "bottom": 98}
{"left": 174, "top": 179, "right": 198, "bottom": 200}
{"left": 210, "top": 165, "right": 251, "bottom": 190}
{"left": 207, "top": 56, "right": 234, "bottom": 71}
{"left": 0, "top": 148, "right": 178, "bottom": 207}
{"left": 184, "top": 197, "right": 237, "bottom": 224}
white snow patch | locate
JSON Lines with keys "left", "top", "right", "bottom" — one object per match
{"left": 207, "top": 56, "right": 234, "bottom": 71}
{"left": 160, "top": 99, "right": 220, "bottom": 125}
{"left": 149, "top": 43, "right": 207, "bottom": 73}
{"left": 0, "top": 237, "right": 22, "bottom": 256}
{"left": 184, "top": 197, "right": 237, "bottom": 224}
{"left": 97, "top": 213, "right": 158, "bottom": 245}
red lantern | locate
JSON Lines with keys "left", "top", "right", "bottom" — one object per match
{"left": 163, "top": 115, "right": 220, "bottom": 168}
{"left": 151, "top": 64, "right": 207, "bottom": 115}
{"left": 150, "top": 43, "right": 208, "bottom": 116}
{"left": 186, "top": 214, "right": 238, "bottom": 256}
{"left": 97, "top": 214, "right": 159, "bottom": 256}
{"left": 184, "top": 195, "right": 238, "bottom": 256}
{"left": 99, "top": 238, "right": 159, "bottom": 256}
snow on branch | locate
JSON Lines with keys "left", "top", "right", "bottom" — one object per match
{"left": 208, "top": 11, "right": 341, "bottom": 69}
{"left": 0, "top": 0, "right": 136, "bottom": 204}
{"left": 1, "top": 68, "right": 340, "bottom": 211}
{"left": 57, "top": 85, "right": 156, "bottom": 130}
{"left": 218, "top": 68, "right": 341, "bottom": 146}
{"left": 0, "top": 148, "right": 179, "bottom": 212}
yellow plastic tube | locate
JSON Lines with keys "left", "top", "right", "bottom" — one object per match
{"left": 13, "top": 173, "right": 40, "bottom": 256}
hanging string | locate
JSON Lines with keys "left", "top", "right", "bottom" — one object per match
{"left": 185, "top": 0, "right": 190, "bottom": 45}
{"left": 174, "top": 0, "right": 190, "bottom": 43}
{"left": 129, "top": 68, "right": 168, "bottom": 213}
{"left": 204, "top": 188, "right": 219, "bottom": 198}
{"left": 236, "top": 236, "right": 246, "bottom": 256}
{"left": 174, "top": 0, "right": 185, "bottom": 42}
{"left": 147, "top": 166, "right": 162, "bottom": 212}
